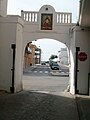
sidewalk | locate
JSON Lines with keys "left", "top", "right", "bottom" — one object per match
{"left": 0, "top": 90, "right": 90, "bottom": 120}
{"left": 0, "top": 91, "right": 79, "bottom": 120}
{"left": 50, "top": 70, "right": 69, "bottom": 76}
{"left": 75, "top": 94, "right": 90, "bottom": 120}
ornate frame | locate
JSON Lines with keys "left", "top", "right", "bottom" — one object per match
{"left": 41, "top": 14, "right": 53, "bottom": 30}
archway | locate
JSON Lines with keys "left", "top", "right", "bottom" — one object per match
{"left": 14, "top": 5, "right": 75, "bottom": 94}
{"left": 22, "top": 38, "right": 70, "bottom": 93}
{"left": 14, "top": 24, "right": 75, "bottom": 94}
{"left": 23, "top": 38, "right": 69, "bottom": 68}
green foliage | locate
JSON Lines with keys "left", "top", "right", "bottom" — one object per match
{"left": 49, "top": 55, "right": 58, "bottom": 60}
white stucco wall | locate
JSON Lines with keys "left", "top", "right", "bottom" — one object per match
{"left": 0, "top": 15, "right": 23, "bottom": 92}
{"left": 23, "top": 23, "right": 73, "bottom": 48}
{"left": 0, "top": 0, "right": 7, "bottom": 17}
{"left": 14, "top": 17, "right": 24, "bottom": 92}
{"left": 22, "top": 4, "right": 74, "bottom": 50}
{"left": 75, "top": 26, "right": 90, "bottom": 94}
{"left": 69, "top": 28, "right": 76, "bottom": 94}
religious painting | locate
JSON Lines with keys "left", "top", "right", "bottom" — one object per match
{"left": 41, "top": 14, "right": 53, "bottom": 30}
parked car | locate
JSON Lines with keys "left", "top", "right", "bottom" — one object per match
{"left": 51, "top": 62, "right": 59, "bottom": 70}
{"left": 41, "top": 62, "right": 46, "bottom": 65}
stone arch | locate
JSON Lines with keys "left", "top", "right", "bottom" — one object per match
{"left": 14, "top": 5, "right": 75, "bottom": 94}
{"left": 22, "top": 36, "right": 72, "bottom": 93}
{"left": 23, "top": 37, "right": 70, "bottom": 67}
{"left": 23, "top": 32, "right": 70, "bottom": 50}
{"left": 22, "top": 33, "right": 71, "bottom": 67}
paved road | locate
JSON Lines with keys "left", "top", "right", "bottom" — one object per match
{"left": 23, "top": 64, "right": 69, "bottom": 94}
{"left": 23, "top": 76, "right": 69, "bottom": 93}
{"left": 23, "top": 65, "right": 51, "bottom": 76}
{"left": 23, "top": 64, "right": 69, "bottom": 76}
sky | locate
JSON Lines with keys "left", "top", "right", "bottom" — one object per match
{"left": 32, "top": 39, "right": 66, "bottom": 61}
{"left": 7, "top": 0, "right": 79, "bottom": 61}
{"left": 7, "top": 0, "right": 79, "bottom": 22}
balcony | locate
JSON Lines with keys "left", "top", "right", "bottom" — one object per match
{"left": 21, "top": 10, "right": 72, "bottom": 24}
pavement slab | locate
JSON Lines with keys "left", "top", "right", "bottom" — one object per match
{"left": 76, "top": 95, "right": 90, "bottom": 120}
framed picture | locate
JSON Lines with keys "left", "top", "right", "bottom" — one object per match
{"left": 41, "top": 14, "right": 53, "bottom": 30}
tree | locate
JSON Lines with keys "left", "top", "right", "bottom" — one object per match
{"left": 49, "top": 55, "right": 58, "bottom": 60}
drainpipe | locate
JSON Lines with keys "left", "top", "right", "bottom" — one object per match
{"left": 88, "top": 73, "right": 90, "bottom": 95}
{"left": 75, "top": 47, "right": 80, "bottom": 94}
{"left": 10, "top": 44, "right": 16, "bottom": 93}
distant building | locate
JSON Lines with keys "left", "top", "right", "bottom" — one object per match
{"left": 23, "top": 42, "right": 41, "bottom": 69}
{"left": 58, "top": 48, "right": 69, "bottom": 65}
{"left": 34, "top": 47, "right": 41, "bottom": 64}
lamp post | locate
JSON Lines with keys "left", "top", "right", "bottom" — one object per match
{"left": 32, "top": 40, "right": 37, "bottom": 66}
{"left": 38, "top": 46, "right": 41, "bottom": 64}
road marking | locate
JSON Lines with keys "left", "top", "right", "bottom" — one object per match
{"left": 39, "top": 71, "right": 43, "bottom": 73}
{"left": 45, "top": 71, "right": 48, "bottom": 74}
{"left": 28, "top": 70, "right": 68, "bottom": 75}
{"left": 61, "top": 72, "right": 65, "bottom": 73}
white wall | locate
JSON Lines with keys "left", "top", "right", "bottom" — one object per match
{"left": 14, "top": 17, "right": 24, "bottom": 92}
{"left": 69, "top": 28, "right": 76, "bottom": 94}
{"left": 69, "top": 26, "right": 90, "bottom": 95}
{"left": 75, "top": 26, "right": 90, "bottom": 94}
{"left": 0, "top": 0, "right": 7, "bottom": 17}
{"left": 23, "top": 4, "right": 74, "bottom": 49}
{"left": 23, "top": 23, "right": 73, "bottom": 48}
{"left": 0, "top": 16, "right": 23, "bottom": 92}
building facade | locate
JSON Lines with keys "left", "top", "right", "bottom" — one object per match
{"left": 58, "top": 48, "right": 69, "bottom": 65}
{"left": 0, "top": 0, "right": 90, "bottom": 95}
{"left": 24, "top": 42, "right": 41, "bottom": 69}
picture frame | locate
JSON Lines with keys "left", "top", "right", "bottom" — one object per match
{"left": 41, "top": 14, "right": 53, "bottom": 30}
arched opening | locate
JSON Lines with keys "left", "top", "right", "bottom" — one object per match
{"left": 22, "top": 38, "right": 70, "bottom": 93}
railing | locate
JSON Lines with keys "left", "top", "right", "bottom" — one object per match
{"left": 21, "top": 10, "right": 72, "bottom": 24}
{"left": 56, "top": 12, "right": 72, "bottom": 23}
{"left": 21, "top": 10, "right": 38, "bottom": 22}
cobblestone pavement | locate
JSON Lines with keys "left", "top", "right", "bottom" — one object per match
{"left": 0, "top": 91, "right": 79, "bottom": 120}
